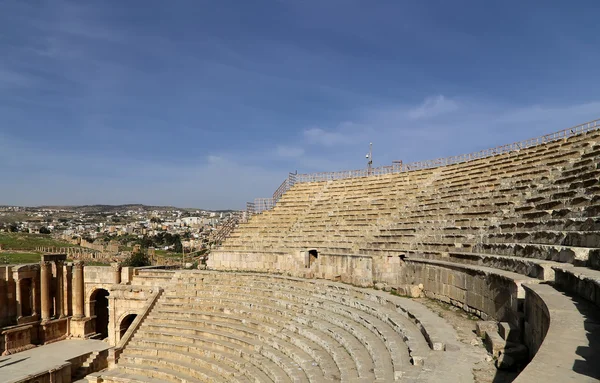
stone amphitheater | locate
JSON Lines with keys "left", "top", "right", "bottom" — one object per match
{"left": 2, "top": 120, "right": 600, "bottom": 383}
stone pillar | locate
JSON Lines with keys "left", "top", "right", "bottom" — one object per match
{"left": 73, "top": 261, "right": 84, "bottom": 318}
{"left": 40, "top": 261, "right": 52, "bottom": 321}
{"left": 64, "top": 263, "right": 72, "bottom": 317}
{"left": 0, "top": 279, "right": 7, "bottom": 326}
{"left": 31, "top": 277, "right": 38, "bottom": 317}
{"left": 14, "top": 277, "right": 22, "bottom": 318}
{"left": 112, "top": 263, "right": 122, "bottom": 284}
{"left": 55, "top": 261, "right": 65, "bottom": 318}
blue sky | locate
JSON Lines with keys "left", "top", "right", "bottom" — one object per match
{"left": 1, "top": 0, "right": 600, "bottom": 209}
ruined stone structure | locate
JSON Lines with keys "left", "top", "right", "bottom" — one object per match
{"left": 206, "top": 121, "right": 600, "bottom": 381}
{"left": 34, "top": 246, "right": 124, "bottom": 264}
{"left": 0, "top": 257, "right": 151, "bottom": 382}
{"left": 88, "top": 269, "right": 474, "bottom": 382}
{"left": 2, "top": 120, "right": 600, "bottom": 382}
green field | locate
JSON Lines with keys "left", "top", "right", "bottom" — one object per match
{"left": 0, "top": 252, "right": 42, "bottom": 264}
{"left": 0, "top": 233, "right": 76, "bottom": 251}
{"left": 154, "top": 249, "right": 182, "bottom": 258}
{"left": 0, "top": 252, "right": 110, "bottom": 266}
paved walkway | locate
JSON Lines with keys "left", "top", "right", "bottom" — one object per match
{"left": 0, "top": 339, "right": 110, "bottom": 383}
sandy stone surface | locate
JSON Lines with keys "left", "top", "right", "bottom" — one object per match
{"left": 415, "top": 298, "right": 520, "bottom": 383}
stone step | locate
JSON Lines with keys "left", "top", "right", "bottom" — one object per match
{"left": 126, "top": 338, "right": 274, "bottom": 382}
{"left": 140, "top": 321, "right": 326, "bottom": 381}
{"left": 401, "top": 249, "right": 571, "bottom": 280}
{"left": 145, "top": 312, "right": 341, "bottom": 380}
{"left": 170, "top": 280, "right": 429, "bottom": 364}
{"left": 552, "top": 266, "right": 600, "bottom": 308}
{"left": 131, "top": 329, "right": 297, "bottom": 382}
{"left": 157, "top": 298, "right": 379, "bottom": 380}
{"left": 473, "top": 242, "right": 595, "bottom": 265}
{"left": 115, "top": 362, "right": 207, "bottom": 383}
{"left": 119, "top": 353, "right": 226, "bottom": 383}
{"left": 122, "top": 345, "right": 245, "bottom": 380}
{"left": 89, "top": 370, "right": 171, "bottom": 383}
{"left": 178, "top": 271, "right": 457, "bottom": 349}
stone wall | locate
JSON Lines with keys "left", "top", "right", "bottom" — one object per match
{"left": 0, "top": 265, "right": 17, "bottom": 327}
{"left": 210, "top": 250, "right": 534, "bottom": 326}
{"left": 313, "top": 253, "right": 374, "bottom": 287}
{"left": 107, "top": 285, "right": 158, "bottom": 346}
{"left": 209, "top": 250, "right": 375, "bottom": 287}
{"left": 400, "top": 260, "right": 524, "bottom": 325}
{"left": 208, "top": 250, "right": 303, "bottom": 273}
{"left": 14, "top": 362, "right": 71, "bottom": 383}
{"left": 522, "top": 284, "right": 549, "bottom": 358}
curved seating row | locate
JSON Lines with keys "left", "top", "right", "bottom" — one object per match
{"left": 206, "top": 124, "right": 600, "bottom": 381}
{"left": 94, "top": 271, "right": 475, "bottom": 383}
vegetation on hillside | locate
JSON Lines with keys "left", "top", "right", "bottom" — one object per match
{"left": 0, "top": 252, "right": 42, "bottom": 264}
{"left": 0, "top": 233, "right": 76, "bottom": 251}
{"left": 122, "top": 250, "right": 151, "bottom": 267}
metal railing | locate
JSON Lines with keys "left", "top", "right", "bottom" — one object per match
{"left": 246, "top": 119, "right": 600, "bottom": 215}
{"left": 253, "top": 198, "right": 275, "bottom": 214}
{"left": 296, "top": 164, "right": 401, "bottom": 183}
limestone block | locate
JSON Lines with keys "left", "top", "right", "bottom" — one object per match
{"left": 498, "top": 322, "right": 520, "bottom": 343}
{"left": 484, "top": 329, "right": 506, "bottom": 357}
{"left": 476, "top": 321, "right": 497, "bottom": 338}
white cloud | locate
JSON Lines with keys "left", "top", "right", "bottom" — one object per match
{"left": 275, "top": 145, "right": 305, "bottom": 158}
{"left": 3, "top": 94, "right": 600, "bottom": 209}
{"left": 408, "top": 95, "right": 459, "bottom": 120}
{"left": 285, "top": 95, "right": 600, "bottom": 174}
{"left": 303, "top": 127, "right": 352, "bottom": 146}
{"left": 207, "top": 155, "right": 224, "bottom": 164}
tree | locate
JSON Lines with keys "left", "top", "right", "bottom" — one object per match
{"left": 39, "top": 227, "right": 51, "bottom": 234}
{"left": 123, "top": 251, "right": 151, "bottom": 267}
{"left": 173, "top": 236, "right": 183, "bottom": 253}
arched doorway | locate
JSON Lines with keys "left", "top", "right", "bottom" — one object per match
{"left": 90, "top": 289, "right": 109, "bottom": 339}
{"left": 119, "top": 314, "right": 137, "bottom": 340}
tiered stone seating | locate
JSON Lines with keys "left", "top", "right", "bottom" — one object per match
{"left": 207, "top": 122, "right": 600, "bottom": 380}
{"left": 95, "top": 271, "right": 474, "bottom": 383}
{"left": 223, "top": 182, "right": 327, "bottom": 252}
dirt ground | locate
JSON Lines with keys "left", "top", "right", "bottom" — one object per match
{"left": 415, "top": 298, "right": 520, "bottom": 383}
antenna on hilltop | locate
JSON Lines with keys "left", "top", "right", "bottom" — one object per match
{"left": 366, "top": 142, "right": 373, "bottom": 175}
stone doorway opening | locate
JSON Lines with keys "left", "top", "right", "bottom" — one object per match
{"left": 19, "top": 278, "right": 34, "bottom": 317}
{"left": 90, "top": 289, "right": 109, "bottom": 339}
{"left": 119, "top": 314, "right": 137, "bottom": 340}
{"left": 308, "top": 249, "right": 319, "bottom": 268}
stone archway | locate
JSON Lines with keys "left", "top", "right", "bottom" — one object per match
{"left": 90, "top": 288, "right": 110, "bottom": 339}
{"left": 118, "top": 313, "right": 137, "bottom": 341}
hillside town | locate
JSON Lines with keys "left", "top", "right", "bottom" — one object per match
{"left": 0, "top": 205, "right": 243, "bottom": 258}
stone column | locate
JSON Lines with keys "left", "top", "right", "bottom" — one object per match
{"left": 40, "top": 261, "right": 52, "bottom": 321}
{"left": 112, "top": 263, "right": 122, "bottom": 284}
{"left": 64, "top": 263, "right": 72, "bottom": 317}
{"left": 0, "top": 279, "right": 7, "bottom": 326}
{"left": 14, "top": 277, "right": 22, "bottom": 318}
{"left": 73, "top": 261, "right": 85, "bottom": 318}
{"left": 55, "top": 261, "right": 65, "bottom": 318}
{"left": 31, "top": 277, "right": 38, "bottom": 317}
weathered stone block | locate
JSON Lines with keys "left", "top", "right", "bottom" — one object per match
{"left": 476, "top": 321, "right": 497, "bottom": 338}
